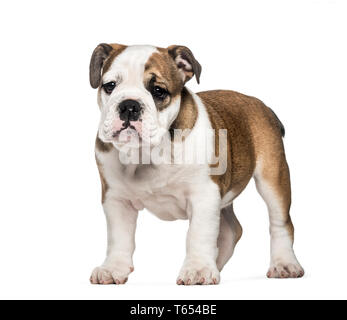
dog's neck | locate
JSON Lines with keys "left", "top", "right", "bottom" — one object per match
{"left": 169, "top": 87, "right": 198, "bottom": 137}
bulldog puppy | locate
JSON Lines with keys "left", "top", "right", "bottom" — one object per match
{"left": 89, "top": 43, "right": 304, "bottom": 285}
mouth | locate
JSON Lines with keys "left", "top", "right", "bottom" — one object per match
{"left": 109, "top": 119, "right": 143, "bottom": 146}
{"left": 112, "top": 120, "right": 138, "bottom": 138}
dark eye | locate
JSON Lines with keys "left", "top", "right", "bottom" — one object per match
{"left": 151, "top": 86, "right": 168, "bottom": 100}
{"left": 102, "top": 81, "right": 116, "bottom": 94}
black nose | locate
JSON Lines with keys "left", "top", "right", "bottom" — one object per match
{"left": 118, "top": 99, "right": 142, "bottom": 122}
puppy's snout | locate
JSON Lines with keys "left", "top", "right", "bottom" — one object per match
{"left": 118, "top": 99, "right": 142, "bottom": 122}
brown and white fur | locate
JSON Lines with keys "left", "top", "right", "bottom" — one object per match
{"left": 89, "top": 43, "right": 304, "bottom": 285}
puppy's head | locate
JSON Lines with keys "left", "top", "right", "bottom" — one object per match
{"left": 89, "top": 43, "right": 201, "bottom": 148}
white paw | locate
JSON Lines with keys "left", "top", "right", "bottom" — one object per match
{"left": 177, "top": 260, "right": 220, "bottom": 285}
{"left": 267, "top": 261, "right": 304, "bottom": 279}
{"left": 90, "top": 261, "right": 134, "bottom": 285}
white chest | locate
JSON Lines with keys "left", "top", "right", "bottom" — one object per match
{"left": 98, "top": 149, "right": 204, "bottom": 220}
{"left": 126, "top": 166, "right": 190, "bottom": 221}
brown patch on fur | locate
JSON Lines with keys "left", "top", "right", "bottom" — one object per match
{"left": 198, "top": 90, "right": 287, "bottom": 197}
{"left": 198, "top": 90, "right": 257, "bottom": 197}
{"left": 248, "top": 95, "right": 293, "bottom": 240}
{"left": 95, "top": 136, "right": 113, "bottom": 152}
{"left": 95, "top": 136, "right": 113, "bottom": 202}
{"left": 257, "top": 144, "right": 293, "bottom": 241}
{"left": 95, "top": 156, "right": 109, "bottom": 203}
{"left": 102, "top": 43, "right": 127, "bottom": 75}
{"left": 144, "top": 49, "right": 184, "bottom": 110}
{"left": 199, "top": 89, "right": 293, "bottom": 239}
{"left": 170, "top": 87, "right": 198, "bottom": 135}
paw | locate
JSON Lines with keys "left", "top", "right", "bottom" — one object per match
{"left": 177, "top": 260, "right": 220, "bottom": 285}
{"left": 267, "top": 262, "right": 304, "bottom": 279}
{"left": 90, "top": 263, "right": 134, "bottom": 285}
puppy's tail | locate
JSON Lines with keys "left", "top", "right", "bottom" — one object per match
{"left": 268, "top": 108, "right": 285, "bottom": 138}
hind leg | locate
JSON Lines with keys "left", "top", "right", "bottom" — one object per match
{"left": 254, "top": 157, "right": 304, "bottom": 278}
{"left": 216, "top": 204, "right": 243, "bottom": 271}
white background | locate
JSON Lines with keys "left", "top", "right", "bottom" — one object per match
{"left": 0, "top": 0, "right": 346, "bottom": 300}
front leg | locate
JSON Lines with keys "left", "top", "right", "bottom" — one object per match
{"left": 90, "top": 197, "right": 138, "bottom": 285}
{"left": 177, "top": 183, "right": 221, "bottom": 285}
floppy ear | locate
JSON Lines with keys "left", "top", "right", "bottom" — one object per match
{"left": 89, "top": 43, "right": 113, "bottom": 89}
{"left": 167, "top": 45, "right": 202, "bottom": 84}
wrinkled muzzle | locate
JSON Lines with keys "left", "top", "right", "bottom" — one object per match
{"left": 98, "top": 88, "right": 169, "bottom": 149}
